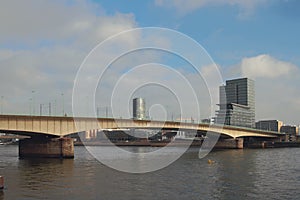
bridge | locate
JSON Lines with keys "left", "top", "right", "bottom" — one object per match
{"left": 0, "top": 114, "right": 283, "bottom": 158}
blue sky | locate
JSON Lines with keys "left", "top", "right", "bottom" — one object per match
{"left": 93, "top": 0, "right": 300, "bottom": 67}
{"left": 0, "top": 0, "right": 300, "bottom": 125}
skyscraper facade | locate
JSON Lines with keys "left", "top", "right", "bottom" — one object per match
{"left": 215, "top": 78, "right": 255, "bottom": 128}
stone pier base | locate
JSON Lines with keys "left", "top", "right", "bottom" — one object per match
{"left": 19, "top": 137, "right": 74, "bottom": 158}
{"left": 215, "top": 138, "right": 244, "bottom": 149}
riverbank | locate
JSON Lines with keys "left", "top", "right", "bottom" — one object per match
{"left": 247, "top": 141, "right": 300, "bottom": 148}
{"left": 75, "top": 139, "right": 300, "bottom": 149}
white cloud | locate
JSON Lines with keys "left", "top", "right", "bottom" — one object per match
{"left": 155, "top": 0, "right": 269, "bottom": 17}
{"left": 0, "top": 0, "right": 138, "bottom": 115}
{"left": 240, "top": 54, "right": 298, "bottom": 78}
{"left": 0, "top": 0, "right": 137, "bottom": 47}
{"left": 1, "top": 1, "right": 185, "bottom": 119}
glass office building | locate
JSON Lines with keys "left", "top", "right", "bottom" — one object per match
{"left": 215, "top": 78, "right": 255, "bottom": 128}
{"left": 133, "top": 97, "right": 146, "bottom": 120}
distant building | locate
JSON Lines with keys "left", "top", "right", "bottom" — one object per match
{"left": 256, "top": 120, "right": 283, "bottom": 132}
{"left": 201, "top": 118, "right": 213, "bottom": 124}
{"left": 133, "top": 97, "right": 146, "bottom": 120}
{"left": 174, "top": 131, "right": 186, "bottom": 139}
{"left": 215, "top": 78, "right": 255, "bottom": 128}
{"left": 280, "top": 125, "right": 299, "bottom": 135}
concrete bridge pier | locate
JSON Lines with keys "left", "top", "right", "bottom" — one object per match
{"left": 19, "top": 137, "right": 74, "bottom": 158}
{"left": 215, "top": 138, "right": 244, "bottom": 149}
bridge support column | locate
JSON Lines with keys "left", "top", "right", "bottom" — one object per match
{"left": 19, "top": 137, "right": 74, "bottom": 158}
{"left": 215, "top": 138, "right": 244, "bottom": 149}
{"left": 236, "top": 138, "right": 244, "bottom": 149}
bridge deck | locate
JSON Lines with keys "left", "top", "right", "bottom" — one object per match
{"left": 0, "top": 115, "right": 283, "bottom": 138}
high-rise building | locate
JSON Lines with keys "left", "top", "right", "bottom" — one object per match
{"left": 133, "top": 97, "right": 146, "bottom": 120}
{"left": 215, "top": 78, "right": 255, "bottom": 128}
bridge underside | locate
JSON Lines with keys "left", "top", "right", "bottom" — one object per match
{"left": 110, "top": 127, "right": 279, "bottom": 139}
{"left": 0, "top": 130, "right": 59, "bottom": 138}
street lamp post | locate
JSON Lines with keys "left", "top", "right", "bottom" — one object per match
{"left": 54, "top": 99, "right": 57, "bottom": 116}
{"left": 29, "top": 98, "right": 32, "bottom": 116}
{"left": 1, "top": 96, "right": 3, "bottom": 114}
{"left": 39, "top": 103, "right": 52, "bottom": 116}
{"left": 40, "top": 104, "right": 43, "bottom": 116}
{"left": 97, "top": 107, "right": 100, "bottom": 118}
{"left": 98, "top": 106, "right": 109, "bottom": 118}
{"left": 32, "top": 90, "right": 35, "bottom": 115}
{"left": 61, "top": 93, "right": 65, "bottom": 116}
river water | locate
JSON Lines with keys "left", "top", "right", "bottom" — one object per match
{"left": 0, "top": 145, "right": 300, "bottom": 200}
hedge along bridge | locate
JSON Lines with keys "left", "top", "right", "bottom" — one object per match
{"left": 0, "top": 115, "right": 282, "bottom": 158}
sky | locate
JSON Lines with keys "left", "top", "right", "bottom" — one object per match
{"left": 0, "top": 0, "right": 300, "bottom": 125}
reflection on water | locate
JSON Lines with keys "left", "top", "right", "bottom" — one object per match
{"left": 18, "top": 158, "right": 74, "bottom": 197}
{"left": 0, "top": 145, "right": 300, "bottom": 200}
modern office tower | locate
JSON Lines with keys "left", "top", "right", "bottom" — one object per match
{"left": 256, "top": 120, "right": 283, "bottom": 132}
{"left": 133, "top": 97, "right": 146, "bottom": 120}
{"left": 215, "top": 78, "right": 255, "bottom": 128}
